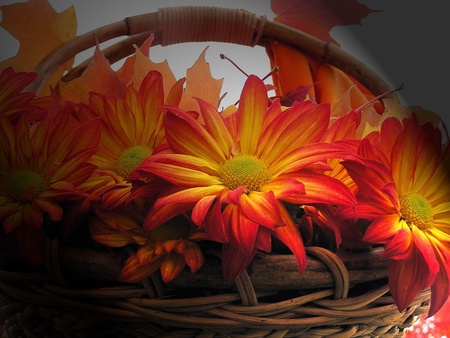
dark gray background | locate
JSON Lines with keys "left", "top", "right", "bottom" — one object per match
{"left": 1, "top": 0, "right": 448, "bottom": 131}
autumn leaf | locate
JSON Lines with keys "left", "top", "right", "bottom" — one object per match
{"left": 116, "top": 34, "right": 177, "bottom": 102}
{"left": 362, "top": 96, "right": 443, "bottom": 137}
{"left": 59, "top": 34, "right": 179, "bottom": 104}
{"left": 271, "top": 0, "right": 381, "bottom": 45}
{"left": 0, "top": 0, "right": 77, "bottom": 95}
{"left": 58, "top": 44, "right": 125, "bottom": 103}
{"left": 179, "top": 46, "right": 224, "bottom": 114}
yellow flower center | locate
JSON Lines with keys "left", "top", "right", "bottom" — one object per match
{"left": 147, "top": 218, "right": 191, "bottom": 243}
{"left": 399, "top": 193, "right": 433, "bottom": 230}
{"left": 219, "top": 155, "right": 270, "bottom": 191}
{"left": 5, "top": 170, "right": 45, "bottom": 203}
{"left": 117, "top": 146, "right": 152, "bottom": 180}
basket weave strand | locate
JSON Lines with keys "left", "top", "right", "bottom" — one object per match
{"left": 0, "top": 272, "right": 430, "bottom": 337}
{"left": 1, "top": 240, "right": 430, "bottom": 337}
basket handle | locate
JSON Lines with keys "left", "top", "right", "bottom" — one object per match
{"left": 155, "top": 6, "right": 267, "bottom": 47}
{"left": 28, "top": 6, "right": 392, "bottom": 98}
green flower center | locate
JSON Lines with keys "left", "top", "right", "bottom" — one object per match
{"left": 147, "top": 218, "right": 191, "bottom": 243}
{"left": 219, "top": 155, "right": 270, "bottom": 191}
{"left": 5, "top": 170, "right": 45, "bottom": 203}
{"left": 399, "top": 193, "right": 433, "bottom": 230}
{"left": 117, "top": 146, "right": 152, "bottom": 180}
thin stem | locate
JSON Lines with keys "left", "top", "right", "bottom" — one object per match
{"left": 220, "top": 53, "right": 249, "bottom": 77}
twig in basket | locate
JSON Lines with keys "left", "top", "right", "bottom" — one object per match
{"left": 220, "top": 53, "right": 249, "bottom": 77}
{"left": 218, "top": 92, "right": 228, "bottom": 108}
{"left": 355, "top": 83, "right": 404, "bottom": 113}
{"left": 220, "top": 54, "right": 279, "bottom": 107}
{"left": 261, "top": 66, "right": 279, "bottom": 81}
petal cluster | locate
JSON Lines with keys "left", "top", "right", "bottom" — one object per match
{"left": 133, "top": 75, "right": 357, "bottom": 284}
{"left": 89, "top": 206, "right": 208, "bottom": 283}
{"left": 0, "top": 70, "right": 101, "bottom": 264}
{"left": 340, "top": 116, "right": 450, "bottom": 316}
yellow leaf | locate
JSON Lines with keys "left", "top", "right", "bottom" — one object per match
{"left": 116, "top": 34, "right": 177, "bottom": 102}
{"left": 0, "top": 0, "right": 77, "bottom": 95}
{"left": 361, "top": 97, "right": 410, "bottom": 137}
{"left": 364, "top": 97, "right": 442, "bottom": 134}
{"left": 179, "top": 47, "right": 224, "bottom": 115}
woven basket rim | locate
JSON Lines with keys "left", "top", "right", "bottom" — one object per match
{"left": 27, "top": 5, "right": 393, "bottom": 100}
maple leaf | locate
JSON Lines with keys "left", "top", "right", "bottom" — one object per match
{"left": 116, "top": 34, "right": 177, "bottom": 102}
{"left": 271, "top": 0, "right": 381, "bottom": 45}
{"left": 59, "top": 34, "right": 179, "bottom": 104}
{"left": 0, "top": 0, "right": 77, "bottom": 95}
{"left": 362, "top": 96, "right": 443, "bottom": 137}
{"left": 179, "top": 46, "right": 224, "bottom": 113}
{"left": 58, "top": 44, "right": 125, "bottom": 103}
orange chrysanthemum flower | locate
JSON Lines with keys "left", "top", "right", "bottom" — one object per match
{"left": 133, "top": 75, "right": 356, "bottom": 284}
{"left": 90, "top": 207, "right": 207, "bottom": 283}
{"left": 0, "top": 103, "right": 101, "bottom": 265}
{"left": 0, "top": 67, "right": 48, "bottom": 123}
{"left": 84, "top": 70, "right": 181, "bottom": 209}
{"left": 341, "top": 115, "right": 450, "bottom": 316}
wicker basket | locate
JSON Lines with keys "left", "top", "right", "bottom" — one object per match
{"left": 0, "top": 6, "right": 429, "bottom": 338}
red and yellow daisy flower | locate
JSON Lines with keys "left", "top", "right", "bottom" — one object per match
{"left": 84, "top": 70, "right": 182, "bottom": 210}
{"left": 341, "top": 115, "right": 450, "bottom": 316}
{"left": 0, "top": 102, "right": 101, "bottom": 265}
{"left": 133, "top": 75, "right": 356, "bottom": 284}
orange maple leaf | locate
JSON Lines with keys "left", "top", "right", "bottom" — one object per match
{"left": 116, "top": 34, "right": 177, "bottom": 102}
{"left": 59, "top": 34, "right": 179, "bottom": 104}
{"left": 271, "top": 0, "right": 381, "bottom": 45}
{"left": 58, "top": 44, "right": 125, "bottom": 103}
{"left": 0, "top": 0, "right": 77, "bottom": 95}
{"left": 179, "top": 46, "right": 224, "bottom": 113}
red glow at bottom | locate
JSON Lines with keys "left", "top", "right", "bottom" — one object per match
{"left": 405, "top": 297, "right": 450, "bottom": 337}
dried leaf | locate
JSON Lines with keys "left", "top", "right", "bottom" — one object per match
{"left": 271, "top": 0, "right": 380, "bottom": 45}
{"left": 0, "top": 0, "right": 77, "bottom": 95}
{"left": 362, "top": 97, "right": 443, "bottom": 137}
{"left": 58, "top": 45, "right": 125, "bottom": 103}
{"left": 59, "top": 34, "right": 178, "bottom": 104}
{"left": 116, "top": 34, "right": 177, "bottom": 100}
{"left": 361, "top": 97, "right": 411, "bottom": 137}
{"left": 179, "top": 47, "right": 223, "bottom": 114}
